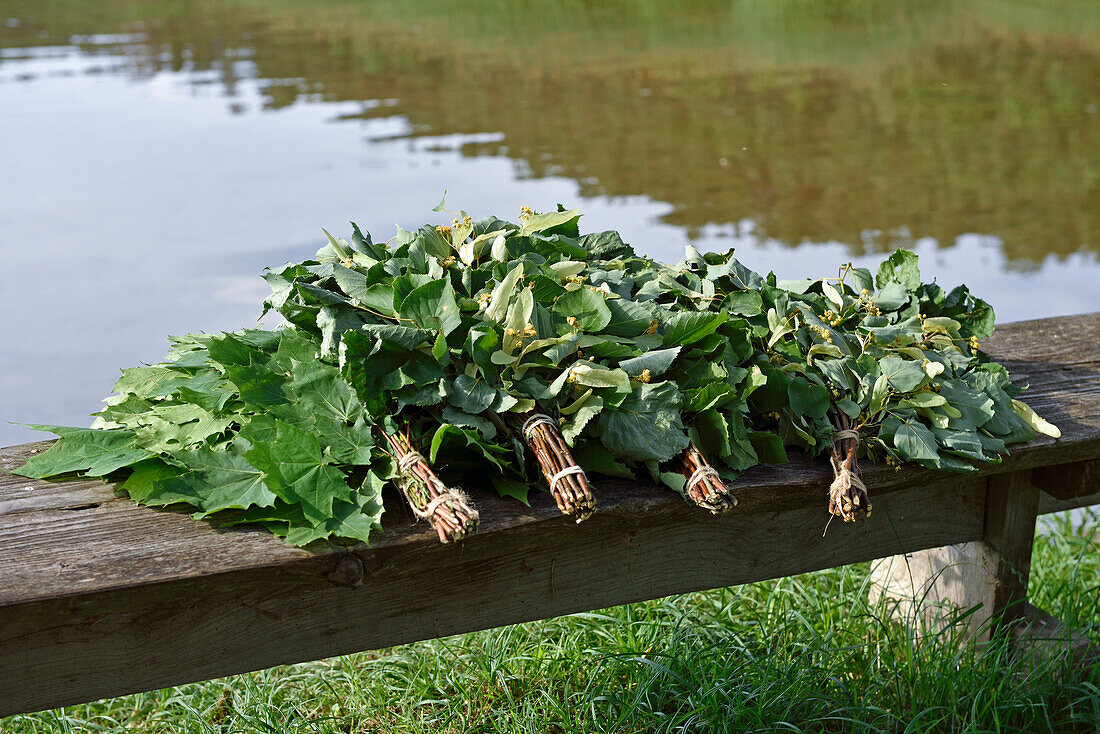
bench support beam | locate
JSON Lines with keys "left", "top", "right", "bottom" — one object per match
{"left": 869, "top": 470, "right": 1039, "bottom": 639}
{"left": 870, "top": 468, "right": 1100, "bottom": 665}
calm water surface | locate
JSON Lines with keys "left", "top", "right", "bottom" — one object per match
{"left": 1, "top": 1, "right": 1098, "bottom": 445}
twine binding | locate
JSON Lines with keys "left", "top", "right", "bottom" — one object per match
{"left": 398, "top": 451, "right": 426, "bottom": 475}
{"left": 670, "top": 443, "right": 735, "bottom": 514}
{"left": 517, "top": 411, "right": 596, "bottom": 521}
{"left": 411, "top": 488, "right": 476, "bottom": 520}
{"left": 521, "top": 413, "right": 557, "bottom": 439}
{"left": 825, "top": 416, "right": 871, "bottom": 529}
{"left": 548, "top": 465, "right": 587, "bottom": 494}
{"left": 685, "top": 466, "right": 720, "bottom": 493}
{"left": 384, "top": 430, "right": 480, "bottom": 543}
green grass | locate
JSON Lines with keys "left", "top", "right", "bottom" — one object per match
{"left": 5, "top": 509, "right": 1098, "bottom": 733}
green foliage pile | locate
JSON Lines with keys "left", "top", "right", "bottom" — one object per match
{"left": 15, "top": 205, "right": 1057, "bottom": 546}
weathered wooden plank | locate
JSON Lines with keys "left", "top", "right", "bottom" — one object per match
{"left": 1038, "top": 489, "right": 1100, "bottom": 515}
{"left": 1032, "top": 459, "right": 1099, "bottom": 501}
{"left": 0, "top": 474, "right": 987, "bottom": 716}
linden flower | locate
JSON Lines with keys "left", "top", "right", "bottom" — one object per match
{"left": 566, "top": 316, "right": 579, "bottom": 330}
{"left": 637, "top": 368, "right": 652, "bottom": 384}
{"left": 523, "top": 322, "right": 537, "bottom": 337}
{"left": 435, "top": 225, "right": 451, "bottom": 235}
{"left": 645, "top": 319, "right": 659, "bottom": 335}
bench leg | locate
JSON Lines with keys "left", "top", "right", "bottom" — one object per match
{"left": 868, "top": 470, "right": 1038, "bottom": 641}
{"left": 870, "top": 469, "right": 1100, "bottom": 667}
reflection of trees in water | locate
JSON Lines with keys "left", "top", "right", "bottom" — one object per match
{"left": 4, "top": 1, "right": 1097, "bottom": 263}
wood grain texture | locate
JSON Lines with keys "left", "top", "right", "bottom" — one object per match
{"left": 1032, "top": 460, "right": 1099, "bottom": 501}
{"left": 1, "top": 475, "right": 987, "bottom": 715}
{"left": 1, "top": 312, "right": 1098, "bottom": 715}
{"left": 982, "top": 471, "right": 1041, "bottom": 626}
{"left": 1038, "top": 488, "right": 1100, "bottom": 515}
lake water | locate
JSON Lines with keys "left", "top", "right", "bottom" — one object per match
{"left": 1, "top": 1, "right": 1098, "bottom": 445}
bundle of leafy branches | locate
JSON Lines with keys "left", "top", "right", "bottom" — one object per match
{"left": 16, "top": 204, "right": 1059, "bottom": 546}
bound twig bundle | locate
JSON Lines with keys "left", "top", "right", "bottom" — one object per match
{"left": 668, "top": 443, "right": 736, "bottom": 514}
{"left": 519, "top": 412, "right": 595, "bottom": 522}
{"left": 384, "top": 429, "right": 479, "bottom": 543}
{"left": 827, "top": 411, "right": 870, "bottom": 523}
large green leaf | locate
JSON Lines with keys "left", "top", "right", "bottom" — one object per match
{"left": 894, "top": 418, "right": 939, "bottom": 462}
{"left": 875, "top": 249, "right": 921, "bottom": 290}
{"left": 619, "top": 347, "right": 681, "bottom": 378}
{"left": 287, "top": 358, "right": 363, "bottom": 424}
{"left": 447, "top": 374, "right": 498, "bottom": 414}
{"left": 787, "top": 378, "right": 830, "bottom": 419}
{"left": 879, "top": 356, "right": 927, "bottom": 393}
{"left": 244, "top": 420, "right": 354, "bottom": 524}
{"left": 140, "top": 443, "right": 277, "bottom": 516}
{"left": 663, "top": 312, "right": 728, "bottom": 346}
{"left": 15, "top": 425, "right": 152, "bottom": 478}
{"left": 333, "top": 263, "right": 395, "bottom": 316}
{"left": 132, "top": 403, "right": 233, "bottom": 452}
{"left": 402, "top": 279, "right": 461, "bottom": 336}
{"left": 940, "top": 379, "right": 996, "bottom": 430}
{"left": 556, "top": 288, "right": 612, "bottom": 332}
{"left": 603, "top": 298, "right": 654, "bottom": 337}
{"left": 520, "top": 208, "right": 580, "bottom": 236}
{"left": 598, "top": 382, "right": 689, "bottom": 462}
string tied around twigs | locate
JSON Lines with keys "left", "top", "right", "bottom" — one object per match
{"left": 548, "top": 465, "right": 587, "bottom": 494}
{"left": 383, "top": 429, "right": 479, "bottom": 544}
{"left": 410, "top": 487, "right": 476, "bottom": 520}
{"left": 685, "top": 465, "right": 720, "bottom": 494}
{"left": 831, "top": 429, "right": 860, "bottom": 445}
{"left": 521, "top": 413, "right": 557, "bottom": 439}
{"left": 398, "top": 450, "right": 427, "bottom": 475}
{"left": 828, "top": 460, "right": 868, "bottom": 511}
{"left": 669, "top": 443, "right": 735, "bottom": 514}
{"left": 825, "top": 419, "right": 871, "bottom": 529}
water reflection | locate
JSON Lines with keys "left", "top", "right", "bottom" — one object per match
{"left": 1, "top": 1, "right": 1098, "bottom": 445}
{"left": 4, "top": 1, "right": 1097, "bottom": 262}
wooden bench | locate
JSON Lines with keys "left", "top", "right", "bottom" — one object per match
{"left": 2, "top": 313, "right": 1098, "bottom": 716}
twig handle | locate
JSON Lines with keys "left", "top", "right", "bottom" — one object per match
{"left": 826, "top": 411, "right": 871, "bottom": 526}
{"left": 384, "top": 429, "right": 479, "bottom": 543}
{"left": 518, "top": 412, "right": 596, "bottom": 522}
{"left": 668, "top": 443, "right": 736, "bottom": 514}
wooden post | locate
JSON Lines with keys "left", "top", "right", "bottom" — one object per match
{"left": 868, "top": 469, "right": 1039, "bottom": 641}
{"left": 981, "top": 469, "right": 1041, "bottom": 629}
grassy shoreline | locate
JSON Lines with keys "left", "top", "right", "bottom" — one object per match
{"left": 6, "top": 509, "right": 1097, "bottom": 733}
